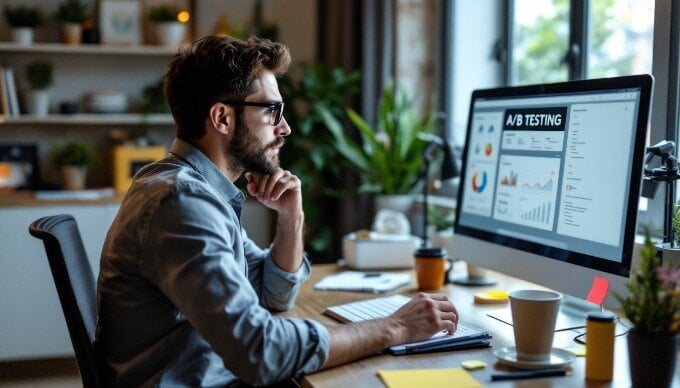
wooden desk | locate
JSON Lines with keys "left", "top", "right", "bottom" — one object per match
{"left": 280, "top": 263, "right": 638, "bottom": 387}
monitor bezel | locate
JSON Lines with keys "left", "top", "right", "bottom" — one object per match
{"left": 453, "top": 74, "right": 654, "bottom": 278}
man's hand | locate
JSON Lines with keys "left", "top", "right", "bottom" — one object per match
{"left": 245, "top": 169, "right": 302, "bottom": 217}
{"left": 388, "top": 293, "right": 459, "bottom": 344}
{"left": 323, "top": 293, "right": 459, "bottom": 369}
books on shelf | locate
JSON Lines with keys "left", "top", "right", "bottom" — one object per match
{"left": 0, "top": 66, "right": 20, "bottom": 118}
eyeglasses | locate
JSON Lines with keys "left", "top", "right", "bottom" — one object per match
{"left": 221, "top": 100, "right": 285, "bottom": 126}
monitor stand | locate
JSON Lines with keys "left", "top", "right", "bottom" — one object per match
{"left": 487, "top": 294, "right": 603, "bottom": 331}
{"left": 451, "top": 263, "right": 498, "bottom": 286}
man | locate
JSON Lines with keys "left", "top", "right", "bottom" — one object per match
{"left": 97, "top": 35, "right": 459, "bottom": 387}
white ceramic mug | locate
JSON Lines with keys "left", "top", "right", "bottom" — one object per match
{"left": 509, "top": 289, "right": 562, "bottom": 361}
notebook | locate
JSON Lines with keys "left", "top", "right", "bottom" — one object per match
{"left": 314, "top": 271, "right": 411, "bottom": 293}
{"left": 324, "top": 294, "right": 491, "bottom": 355}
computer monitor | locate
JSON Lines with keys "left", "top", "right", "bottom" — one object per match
{"left": 452, "top": 75, "right": 653, "bottom": 316}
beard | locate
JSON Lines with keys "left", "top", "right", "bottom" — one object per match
{"left": 228, "top": 116, "right": 284, "bottom": 175}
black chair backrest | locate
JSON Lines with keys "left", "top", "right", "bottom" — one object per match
{"left": 29, "top": 214, "right": 103, "bottom": 388}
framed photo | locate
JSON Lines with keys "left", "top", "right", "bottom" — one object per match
{"left": 112, "top": 145, "right": 166, "bottom": 192}
{"left": 100, "top": 0, "right": 142, "bottom": 45}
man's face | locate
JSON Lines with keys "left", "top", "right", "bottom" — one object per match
{"left": 227, "top": 72, "right": 290, "bottom": 174}
{"left": 229, "top": 112, "right": 284, "bottom": 174}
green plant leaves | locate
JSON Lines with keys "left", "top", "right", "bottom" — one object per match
{"left": 321, "top": 84, "right": 439, "bottom": 195}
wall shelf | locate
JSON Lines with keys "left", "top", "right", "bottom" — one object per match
{"left": 0, "top": 113, "right": 174, "bottom": 126}
{"left": 0, "top": 42, "right": 178, "bottom": 56}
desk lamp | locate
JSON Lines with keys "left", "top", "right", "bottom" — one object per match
{"left": 413, "top": 134, "right": 459, "bottom": 280}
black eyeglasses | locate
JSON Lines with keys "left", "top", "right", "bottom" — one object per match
{"left": 221, "top": 100, "right": 285, "bottom": 126}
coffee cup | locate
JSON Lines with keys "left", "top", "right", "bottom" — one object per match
{"left": 414, "top": 247, "right": 451, "bottom": 290}
{"left": 509, "top": 289, "right": 562, "bottom": 361}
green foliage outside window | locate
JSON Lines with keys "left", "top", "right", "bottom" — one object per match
{"left": 514, "top": 0, "right": 634, "bottom": 85}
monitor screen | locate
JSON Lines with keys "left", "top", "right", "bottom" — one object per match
{"left": 452, "top": 75, "right": 653, "bottom": 307}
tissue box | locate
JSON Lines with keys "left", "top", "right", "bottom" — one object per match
{"left": 342, "top": 232, "right": 420, "bottom": 269}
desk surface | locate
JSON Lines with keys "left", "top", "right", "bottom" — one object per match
{"left": 279, "top": 262, "right": 647, "bottom": 388}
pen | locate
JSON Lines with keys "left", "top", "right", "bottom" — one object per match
{"left": 490, "top": 368, "right": 566, "bottom": 381}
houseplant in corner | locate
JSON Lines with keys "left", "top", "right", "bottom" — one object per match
{"left": 320, "top": 84, "right": 439, "bottom": 214}
{"left": 149, "top": 4, "right": 186, "bottom": 47}
{"left": 57, "top": 0, "right": 89, "bottom": 45}
{"left": 25, "top": 60, "right": 53, "bottom": 116}
{"left": 50, "top": 140, "right": 97, "bottom": 190}
{"left": 616, "top": 231, "right": 680, "bottom": 387}
{"left": 3, "top": 5, "right": 42, "bottom": 45}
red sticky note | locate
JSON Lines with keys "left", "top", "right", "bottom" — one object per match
{"left": 586, "top": 276, "right": 609, "bottom": 306}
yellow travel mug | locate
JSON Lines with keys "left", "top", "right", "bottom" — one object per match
{"left": 585, "top": 311, "right": 616, "bottom": 381}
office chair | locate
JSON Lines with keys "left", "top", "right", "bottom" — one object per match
{"left": 29, "top": 214, "right": 104, "bottom": 388}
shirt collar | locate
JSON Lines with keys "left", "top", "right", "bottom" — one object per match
{"left": 169, "top": 138, "right": 245, "bottom": 205}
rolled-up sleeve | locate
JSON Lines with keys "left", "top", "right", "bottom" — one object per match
{"left": 243, "top": 229, "right": 310, "bottom": 311}
{"left": 139, "top": 184, "right": 329, "bottom": 385}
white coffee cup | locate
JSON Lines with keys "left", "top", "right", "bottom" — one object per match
{"left": 509, "top": 289, "right": 563, "bottom": 361}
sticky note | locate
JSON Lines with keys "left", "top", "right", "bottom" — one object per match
{"left": 564, "top": 346, "right": 586, "bottom": 357}
{"left": 377, "top": 368, "right": 481, "bottom": 388}
{"left": 586, "top": 276, "right": 609, "bottom": 306}
{"left": 461, "top": 360, "right": 487, "bottom": 370}
{"left": 474, "top": 289, "right": 509, "bottom": 304}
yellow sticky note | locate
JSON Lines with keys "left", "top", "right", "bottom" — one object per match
{"left": 564, "top": 346, "right": 586, "bottom": 357}
{"left": 461, "top": 360, "right": 487, "bottom": 370}
{"left": 377, "top": 368, "right": 481, "bottom": 388}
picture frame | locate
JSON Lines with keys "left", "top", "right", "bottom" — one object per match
{"left": 99, "top": 0, "right": 142, "bottom": 45}
{"left": 112, "top": 145, "right": 166, "bottom": 192}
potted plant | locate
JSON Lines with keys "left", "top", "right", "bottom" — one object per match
{"left": 25, "top": 60, "right": 53, "bottom": 117}
{"left": 50, "top": 141, "right": 97, "bottom": 190}
{"left": 428, "top": 204, "right": 455, "bottom": 249}
{"left": 320, "top": 84, "right": 439, "bottom": 214}
{"left": 148, "top": 4, "right": 186, "bottom": 47}
{"left": 278, "top": 64, "right": 361, "bottom": 257}
{"left": 57, "top": 0, "right": 89, "bottom": 45}
{"left": 3, "top": 5, "right": 42, "bottom": 45}
{"left": 616, "top": 231, "right": 680, "bottom": 387}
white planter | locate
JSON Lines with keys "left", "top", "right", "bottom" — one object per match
{"left": 60, "top": 23, "right": 82, "bottom": 45}
{"left": 62, "top": 166, "right": 88, "bottom": 190}
{"left": 11, "top": 27, "right": 33, "bottom": 46}
{"left": 374, "top": 194, "right": 414, "bottom": 215}
{"left": 155, "top": 22, "right": 186, "bottom": 47}
{"left": 27, "top": 90, "right": 50, "bottom": 116}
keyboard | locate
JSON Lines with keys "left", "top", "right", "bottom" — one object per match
{"left": 324, "top": 294, "right": 480, "bottom": 339}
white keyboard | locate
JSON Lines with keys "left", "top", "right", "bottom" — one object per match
{"left": 324, "top": 294, "right": 478, "bottom": 337}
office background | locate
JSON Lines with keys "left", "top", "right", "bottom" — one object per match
{"left": 0, "top": 0, "right": 677, "bottom": 382}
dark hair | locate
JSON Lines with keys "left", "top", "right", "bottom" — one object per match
{"left": 163, "top": 35, "right": 291, "bottom": 142}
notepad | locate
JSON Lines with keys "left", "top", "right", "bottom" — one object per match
{"left": 377, "top": 368, "right": 481, "bottom": 388}
{"left": 313, "top": 271, "right": 411, "bottom": 293}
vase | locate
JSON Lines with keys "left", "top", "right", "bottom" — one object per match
{"left": 11, "top": 27, "right": 33, "bottom": 46}
{"left": 155, "top": 22, "right": 186, "bottom": 47}
{"left": 62, "top": 166, "right": 87, "bottom": 190}
{"left": 26, "top": 90, "right": 50, "bottom": 116}
{"left": 60, "top": 23, "right": 82, "bottom": 45}
{"left": 627, "top": 330, "right": 679, "bottom": 387}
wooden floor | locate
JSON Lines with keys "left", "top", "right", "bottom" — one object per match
{"left": 0, "top": 358, "right": 81, "bottom": 388}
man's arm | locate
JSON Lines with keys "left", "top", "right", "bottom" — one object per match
{"left": 246, "top": 169, "right": 304, "bottom": 272}
{"left": 323, "top": 293, "right": 459, "bottom": 368}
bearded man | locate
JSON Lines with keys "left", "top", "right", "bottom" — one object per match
{"left": 96, "top": 35, "right": 459, "bottom": 387}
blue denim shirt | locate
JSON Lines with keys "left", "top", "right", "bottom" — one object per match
{"left": 96, "top": 139, "right": 330, "bottom": 387}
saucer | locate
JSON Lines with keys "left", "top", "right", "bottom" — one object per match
{"left": 494, "top": 347, "right": 575, "bottom": 370}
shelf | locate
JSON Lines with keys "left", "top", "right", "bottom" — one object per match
{"left": 0, "top": 113, "right": 174, "bottom": 126}
{"left": 0, "top": 42, "right": 178, "bottom": 56}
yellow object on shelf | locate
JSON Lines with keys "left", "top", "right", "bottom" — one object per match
{"left": 112, "top": 145, "right": 166, "bottom": 193}
{"left": 473, "top": 289, "right": 509, "bottom": 304}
